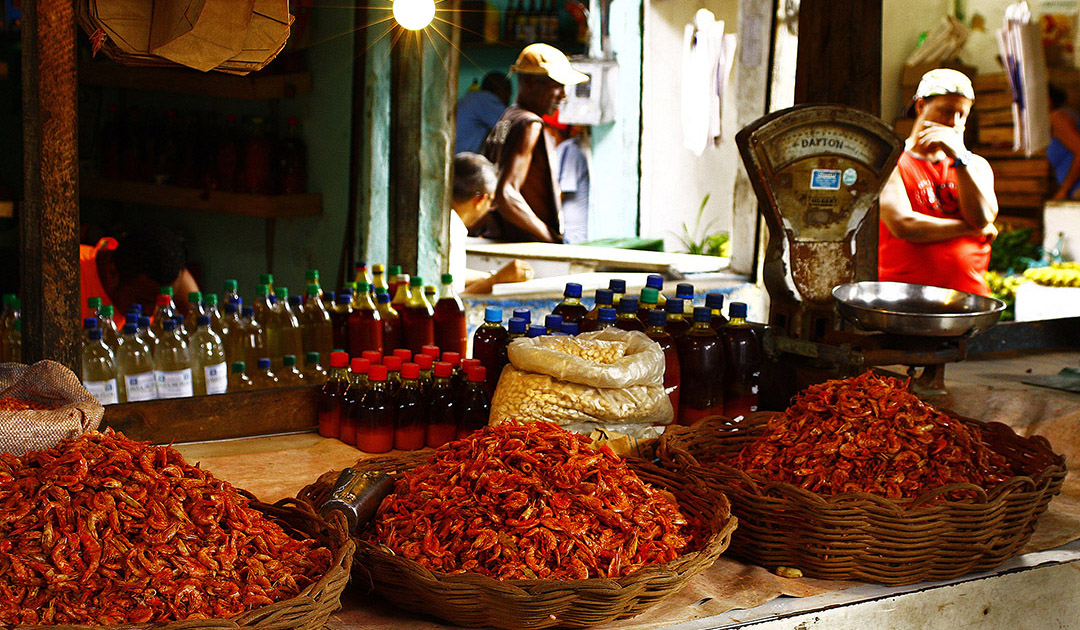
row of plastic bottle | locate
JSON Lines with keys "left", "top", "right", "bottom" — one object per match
{"left": 317, "top": 347, "right": 490, "bottom": 453}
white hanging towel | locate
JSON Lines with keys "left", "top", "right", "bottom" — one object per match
{"left": 682, "top": 9, "right": 725, "bottom": 156}
{"left": 712, "top": 33, "right": 738, "bottom": 145}
{"left": 998, "top": 2, "right": 1050, "bottom": 156}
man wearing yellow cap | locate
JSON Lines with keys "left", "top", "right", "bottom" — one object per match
{"left": 878, "top": 68, "right": 999, "bottom": 297}
{"left": 481, "top": 43, "right": 588, "bottom": 243}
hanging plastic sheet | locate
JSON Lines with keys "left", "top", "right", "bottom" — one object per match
{"left": 998, "top": 2, "right": 1051, "bottom": 156}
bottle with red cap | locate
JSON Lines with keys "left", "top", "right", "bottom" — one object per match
{"left": 348, "top": 281, "right": 383, "bottom": 356}
{"left": 645, "top": 309, "right": 681, "bottom": 419}
{"left": 339, "top": 357, "right": 370, "bottom": 446}
{"left": 426, "top": 361, "right": 457, "bottom": 448}
{"left": 456, "top": 365, "right": 490, "bottom": 439}
{"left": 355, "top": 364, "right": 395, "bottom": 454}
{"left": 414, "top": 353, "right": 434, "bottom": 394}
{"left": 434, "top": 273, "right": 467, "bottom": 356}
{"left": 393, "top": 348, "right": 413, "bottom": 363}
{"left": 402, "top": 276, "right": 435, "bottom": 353}
{"left": 472, "top": 307, "right": 508, "bottom": 397}
{"left": 420, "top": 344, "right": 440, "bottom": 359}
{"left": 382, "top": 355, "right": 404, "bottom": 395}
{"left": 317, "top": 351, "right": 350, "bottom": 439}
{"left": 442, "top": 351, "right": 462, "bottom": 386}
{"left": 459, "top": 358, "right": 482, "bottom": 397}
{"left": 361, "top": 350, "right": 382, "bottom": 366}
{"left": 395, "top": 362, "right": 427, "bottom": 450}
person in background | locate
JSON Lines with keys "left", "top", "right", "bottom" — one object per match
{"left": 878, "top": 68, "right": 998, "bottom": 297}
{"left": 482, "top": 43, "right": 588, "bottom": 243}
{"left": 554, "top": 122, "right": 590, "bottom": 245}
{"left": 1048, "top": 83, "right": 1080, "bottom": 200}
{"left": 456, "top": 72, "right": 513, "bottom": 154}
{"left": 450, "top": 153, "right": 534, "bottom": 294}
{"left": 80, "top": 225, "right": 200, "bottom": 323}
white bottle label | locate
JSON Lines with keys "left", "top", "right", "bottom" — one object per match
{"left": 204, "top": 362, "right": 228, "bottom": 395}
{"left": 125, "top": 372, "right": 157, "bottom": 402}
{"left": 84, "top": 379, "right": 119, "bottom": 405}
{"left": 156, "top": 369, "right": 193, "bottom": 399}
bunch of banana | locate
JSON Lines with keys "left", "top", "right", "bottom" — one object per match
{"left": 986, "top": 270, "right": 1026, "bottom": 299}
{"left": 1022, "top": 263, "right": 1080, "bottom": 287}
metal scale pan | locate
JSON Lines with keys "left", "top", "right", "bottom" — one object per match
{"left": 832, "top": 281, "right": 1006, "bottom": 338}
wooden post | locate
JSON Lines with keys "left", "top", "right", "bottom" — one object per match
{"left": 793, "top": 0, "right": 883, "bottom": 282}
{"left": 343, "top": 3, "right": 369, "bottom": 288}
{"left": 21, "top": 0, "right": 80, "bottom": 372}
{"left": 389, "top": 31, "right": 425, "bottom": 276}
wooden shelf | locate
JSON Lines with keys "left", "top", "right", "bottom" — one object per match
{"left": 80, "top": 174, "right": 322, "bottom": 219}
{"left": 78, "top": 60, "right": 312, "bottom": 99}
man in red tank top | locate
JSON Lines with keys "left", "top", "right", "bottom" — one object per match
{"left": 878, "top": 69, "right": 999, "bottom": 297}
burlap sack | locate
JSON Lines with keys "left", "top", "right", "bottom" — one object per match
{"left": 0, "top": 360, "right": 104, "bottom": 456}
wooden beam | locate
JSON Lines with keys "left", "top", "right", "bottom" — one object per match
{"left": 21, "top": 0, "right": 80, "bottom": 372}
{"left": 389, "top": 30, "right": 425, "bottom": 276}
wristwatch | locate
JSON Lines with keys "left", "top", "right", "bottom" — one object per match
{"left": 952, "top": 151, "right": 973, "bottom": 168}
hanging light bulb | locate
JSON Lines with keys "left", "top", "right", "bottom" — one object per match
{"left": 393, "top": 0, "right": 436, "bottom": 30}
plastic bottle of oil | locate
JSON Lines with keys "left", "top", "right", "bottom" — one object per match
{"left": 116, "top": 322, "right": 156, "bottom": 403}
{"left": 375, "top": 290, "right": 402, "bottom": 352}
{"left": 250, "top": 357, "right": 280, "bottom": 389}
{"left": 394, "top": 362, "right": 427, "bottom": 450}
{"left": 188, "top": 315, "right": 228, "bottom": 396}
{"left": 229, "top": 361, "right": 255, "bottom": 391}
{"left": 552, "top": 282, "right": 588, "bottom": 324}
{"left": 581, "top": 289, "right": 613, "bottom": 332}
{"left": 675, "top": 307, "right": 724, "bottom": 425}
{"left": 645, "top": 308, "right": 680, "bottom": 419}
{"left": 302, "top": 283, "right": 334, "bottom": 360}
{"left": 82, "top": 327, "right": 119, "bottom": 405}
{"left": 153, "top": 319, "right": 193, "bottom": 399}
{"left": 721, "top": 302, "right": 761, "bottom": 418}
{"left": 317, "top": 351, "right": 350, "bottom": 439}
{"left": 402, "top": 276, "right": 435, "bottom": 354}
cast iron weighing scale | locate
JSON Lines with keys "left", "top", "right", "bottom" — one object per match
{"left": 735, "top": 104, "right": 1005, "bottom": 402}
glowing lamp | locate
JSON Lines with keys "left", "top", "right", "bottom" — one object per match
{"left": 393, "top": 0, "right": 436, "bottom": 30}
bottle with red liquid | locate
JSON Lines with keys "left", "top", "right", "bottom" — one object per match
{"left": 393, "top": 348, "right": 412, "bottom": 363}
{"left": 354, "top": 364, "right": 396, "bottom": 453}
{"left": 471, "top": 307, "right": 508, "bottom": 396}
{"left": 362, "top": 349, "right": 382, "bottom": 366}
{"left": 645, "top": 309, "right": 681, "bottom": 420}
{"left": 316, "top": 351, "right": 350, "bottom": 439}
{"left": 402, "top": 276, "right": 435, "bottom": 354}
{"left": 374, "top": 290, "right": 402, "bottom": 351}
{"left": 382, "top": 355, "right": 404, "bottom": 395}
{"left": 348, "top": 282, "right": 383, "bottom": 356}
{"left": 434, "top": 273, "right": 467, "bottom": 356}
{"left": 552, "top": 282, "right": 588, "bottom": 324}
{"left": 456, "top": 365, "right": 490, "bottom": 439}
{"left": 615, "top": 297, "right": 645, "bottom": 332}
{"left": 664, "top": 298, "right": 691, "bottom": 338}
{"left": 676, "top": 307, "right": 724, "bottom": 426}
{"left": 426, "top": 361, "right": 458, "bottom": 448}
{"left": 240, "top": 116, "right": 273, "bottom": 194}
{"left": 330, "top": 290, "right": 353, "bottom": 352}
{"left": 580, "top": 289, "right": 613, "bottom": 332}
{"left": 721, "top": 302, "right": 762, "bottom": 418}
{"left": 395, "top": 362, "right": 427, "bottom": 450}
{"left": 338, "top": 357, "right": 370, "bottom": 446}
{"left": 415, "top": 352, "right": 435, "bottom": 394}
{"left": 442, "top": 351, "right": 463, "bottom": 391}
{"left": 421, "top": 344, "right": 441, "bottom": 359}
{"left": 706, "top": 293, "right": 729, "bottom": 332}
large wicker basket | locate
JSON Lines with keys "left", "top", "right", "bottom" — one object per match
{"left": 659, "top": 412, "right": 1067, "bottom": 586}
{"left": 299, "top": 450, "right": 736, "bottom": 630}
{"left": 17, "top": 496, "right": 354, "bottom": 630}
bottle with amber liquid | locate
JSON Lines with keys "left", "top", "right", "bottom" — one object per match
{"left": 615, "top": 297, "right": 645, "bottom": 332}
{"left": 580, "top": 289, "right": 614, "bottom": 332}
{"left": 721, "top": 302, "right": 761, "bottom": 418}
{"left": 552, "top": 282, "right": 588, "bottom": 324}
{"left": 433, "top": 273, "right": 467, "bottom": 356}
{"left": 664, "top": 298, "right": 691, "bottom": 338}
{"left": 317, "top": 351, "right": 350, "bottom": 438}
{"left": 348, "top": 281, "right": 383, "bottom": 356}
{"left": 426, "top": 361, "right": 458, "bottom": 448}
{"left": 303, "top": 351, "right": 327, "bottom": 381}
{"left": 645, "top": 274, "right": 667, "bottom": 308}
{"left": 544, "top": 314, "right": 563, "bottom": 335}
{"left": 471, "top": 306, "right": 508, "bottom": 396}
{"left": 637, "top": 287, "right": 661, "bottom": 323}
{"left": 394, "top": 362, "right": 427, "bottom": 450}
{"left": 595, "top": 307, "right": 617, "bottom": 330}
{"left": 370, "top": 263, "right": 388, "bottom": 294}
{"left": 676, "top": 307, "right": 724, "bottom": 425}
{"left": 330, "top": 290, "right": 354, "bottom": 352}
{"left": 355, "top": 364, "right": 396, "bottom": 454}
{"left": 375, "top": 289, "right": 402, "bottom": 351}
{"left": 608, "top": 279, "right": 626, "bottom": 309}
{"left": 645, "top": 309, "right": 681, "bottom": 419}
{"left": 229, "top": 361, "right": 255, "bottom": 391}
{"left": 456, "top": 365, "right": 490, "bottom": 439}
{"left": 507, "top": 317, "right": 528, "bottom": 341}
{"left": 402, "top": 276, "right": 435, "bottom": 354}
{"left": 302, "top": 284, "right": 334, "bottom": 359}
{"left": 675, "top": 283, "right": 696, "bottom": 314}
{"left": 706, "top": 293, "right": 728, "bottom": 332}
{"left": 389, "top": 267, "right": 410, "bottom": 310}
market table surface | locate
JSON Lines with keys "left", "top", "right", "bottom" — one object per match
{"left": 172, "top": 349, "right": 1080, "bottom": 630}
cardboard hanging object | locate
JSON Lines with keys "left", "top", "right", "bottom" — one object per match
{"left": 219, "top": 0, "right": 293, "bottom": 70}
{"left": 150, "top": 0, "right": 256, "bottom": 72}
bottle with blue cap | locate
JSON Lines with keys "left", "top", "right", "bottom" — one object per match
{"left": 250, "top": 357, "right": 280, "bottom": 389}
{"left": 526, "top": 326, "right": 546, "bottom": 338}
{"left": 581, "top": 288, "right": 613, "bottom": 332}
{"left": 508, "top": 316, "right": 529, "bottom": 340}
{"left": 153, "top": 318, "right": 193, "bottom": 399}
{"left": 512, "top": 308, "right": 532, "bottom": 327}
{"left": 82, "top": 326, "right": 119, "bottom": 405}
{"left": 675, "top": 283, "right": 695, "bottom": 315}
{"left": 544, "top": 313, "right": 564, "bottom": 334}
{"left": 137, "top": 314, "right": 158, "bottom": 348}
{"left": 117, "top": 321, "right": 156, "bottom": 402}
{"left": 552, "top": 282, "right": 588, "bottom": 324}
{"left": 705, "top": 292, "right": 728, "bottom": 331}
{"left": 330, "top": 288, "right": 354, "bottom": 353}
{"left": 720, "top": 302, "right": 761, "bottom": 417}
{"left": 614, "top": 296, "right": 645, "bottom": 331}
{"left": 560, "top": 321, "right": 579, "bottom": 335}
{"left": 645, "top": 307, "right": 680, "bottom": 417}
{"left": 675, "top": 306, "right": 724, "bottom": 424}
{"left": 645, "top": 274, "right": 667, "bottom": 308}
{"left": 472, "top": 306, "right": 509, "bottom": 396}
{"left": 241, "top": 304, "right": 268, "bottom": 370}
{"left": 189, "top": 314, "right": 228, "bottom": 396}
{"left": 664, "top": 298, "right": 690, "bottom": 338}
{"left": 82, "top": 316, "right": 99, "bottom": 347}
{"left": 595, "top": 306, "right": 617, "bottom": 330}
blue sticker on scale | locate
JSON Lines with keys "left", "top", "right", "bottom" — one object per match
{"left": 810, "top": 169, "right": 841, "bottom": 190}
{"left": 842, "top": 168, "right": 858, "bottom": 186}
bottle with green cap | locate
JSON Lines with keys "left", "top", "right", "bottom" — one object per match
{"left": 188, "top": 314, "right": 228, "bottom": 396}
{"left": 637, "top": 287, "right": 661, "bottom": 323}
{"left": 153, "top": 319, "right": 193, "bottom": 399}
{"left": 403, "top": 276, "right": 435, "bottom": 354}
{"left": 259, "top": 273, "right": 274, "bottom": 294}
{"left": 228, "top": 360, "right": 255, "bottom": 391}
{"left": 278, "top": 354, "right": 305, "bottom": 386}
{"left": 302, "top": 284, "right": 334, "bottom": 360}
{"left": 184, "top": 291, "right": 207, "bottom": 335}
{"left": 204, "top": 293, "right": 225, "bottom": 336}
{"left": 87, "top": 296, "right": 103, "bottom": 322}
{"left": 253, "top": 283, "right": 279, "bottom": 368}
{"left": 434, "top": 273, "right": 466, "bottom": 356}
{"left": 272, "top": 287, "right": 303, "bottom": 370}
{"left": 150, "top": 286, "right": 177, "bottom": 340}
{"left": 306, "top": 269, "right": 323, "bottom": 297}
{"left": 99, "top": 304, "right": 120, "bottom": 352}
{"left": 117, "top": 321, "right": 156, "bottom": 402}
{"left": 223, "top": 279, "right": 240, "bottom": 306}
{"left": 303, "top": 351, "right": 327, "bottom": 381}
{"left": 82, "top": 327, "right": 119, "bottom": 405}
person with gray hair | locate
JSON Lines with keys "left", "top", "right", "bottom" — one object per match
{"left": 450, "top": 153, "right": 533, "bottom": 294}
